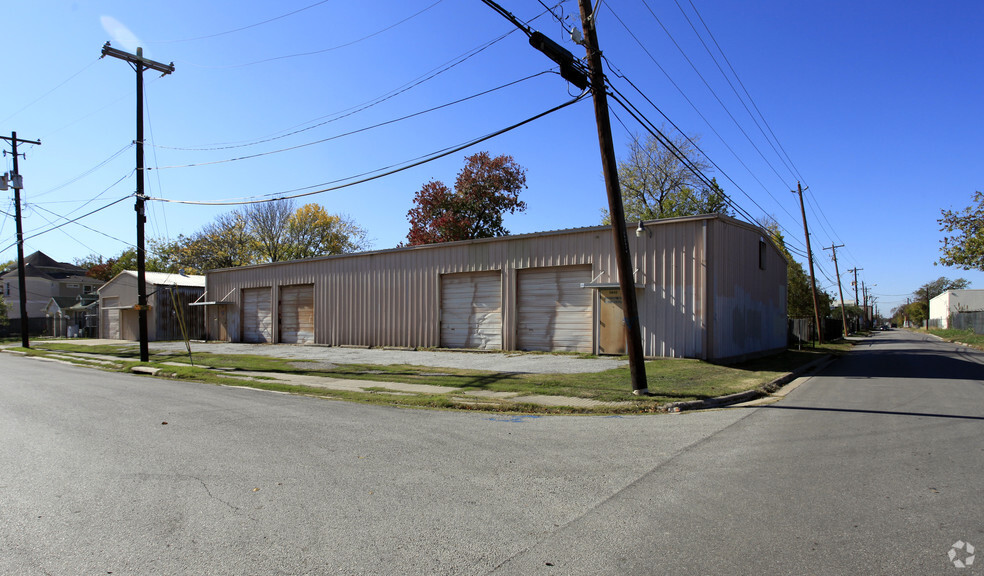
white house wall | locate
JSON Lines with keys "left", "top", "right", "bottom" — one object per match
{"left": 930, "top": 290, "right": 984, "bottom": 328}
{"left": 205, "top": 215, "right": 787, "bottom": 361}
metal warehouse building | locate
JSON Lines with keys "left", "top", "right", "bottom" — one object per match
{"left": 202, "top": 214, "right": 788, "bottom": 362}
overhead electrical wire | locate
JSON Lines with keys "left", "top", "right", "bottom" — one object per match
{"left": 1, "top": 195, "right": 132, "bottom": 252}
{"left": 603, "top": 6, "right": 801, "bottom": 229}
{"left": 149, "top": 71, "right": 555, "bottom": 170}
{"left": 682, "top": 0, "right": 806, "bottom": 185}
{"left": 30, "top": 202, "right": 133, "bottom": 249}
{"left": 182, "top": 0, "right": 447, "bottom": 69}
{"left": 0, "top": 57, "right": 102, "bottom": 125}
{"left": 149, "top": 0, "right": 334, "bottom": 44}
{"left": 31, "top": 143, "right": 134, "bottom": 199}
{"left": 604, "top": 66, "right": 808, "bottom": 253}
{"left": 156, "top": 30, "right": 517, "bottom": 152}
{"left": 634, "top": 0, "right": 794, "bottom": 192}
{"left": 668, "top": 0, "right": 797, "bottom": 183}
{"left": 147, "top": 92, "right": 589, "bottom": 206}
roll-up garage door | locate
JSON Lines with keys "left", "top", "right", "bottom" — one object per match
{"left": 102, "top": 297, "right": 119, "bottom": 339}
{"left": 279, "top": 284, "right": 315, "bottom": 344}
{"left": 441, "top": 271, "right": 502, "bottom": 350}
{"left": 242, "top": 287, "right": 272, "bottom": 343}
{"left": 517, "top": 266, "right": 593, "bottom": 352}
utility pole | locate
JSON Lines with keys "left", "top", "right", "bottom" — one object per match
{"left": 577, "top": 0, "right": 648, "bottom": 394}
{"left": 848, "top": 267, "right": 862, "bottom": 331}
{"left": 824, "top": 243, "right": 848, "bottom": 339}
{"left": 793, "top": 182, "right": 823, "bottom": 344}
{"left": 1, "top": 132, "right": 41, "bottom": 349}
{"left": 101, "top": 42, "right": 174, "bottom": 362}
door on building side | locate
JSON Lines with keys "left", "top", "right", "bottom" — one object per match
{"left": 598, "top": 288, "right": 627, "bottom": 355}
{"left": 102, "top": 297, "right": 119, "bottom": 339}
{"left": 242, "top": 287, "right": 272, "bottom": 343}
{"left": 279, "top": 284, "right": 314, "bottom": 344}
{"left": 517, "top": 265, "right": 593, "bottom": 353}
{"left": 440, "top": 271, "right": 502, "bottom": 350}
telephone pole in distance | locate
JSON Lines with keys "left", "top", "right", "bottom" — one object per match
{"left": 823, "top": 243, "right": 848, "bottom": 339}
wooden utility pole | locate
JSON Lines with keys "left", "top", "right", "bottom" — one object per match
{"left": 577, "top": 0, "right": 648, "bottom": 394}
{"left": 793, "top": 182, "right": 823, "bottom": 343}
{"left": 101, "top": 43, "right": 174, "bottom": 362}
{"left": 824, "top": 243, "right": 848, "bottom": 339}
{"left": 1, "top": 132, "right": 41, "bottom": 349}
{"left": 848, "top": 267, "right": 862, "bottom": 331}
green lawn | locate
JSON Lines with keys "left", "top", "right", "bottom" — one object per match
{"left": 11, "top": 340, "right": 850, "bottom": 413}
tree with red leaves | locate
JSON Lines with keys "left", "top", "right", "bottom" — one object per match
{"left": 405, "top": 152, "right": 527, "bottom": 246}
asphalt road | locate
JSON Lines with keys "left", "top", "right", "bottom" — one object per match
{"left": 1, "top": 329, "right": 982, "bottom": 575}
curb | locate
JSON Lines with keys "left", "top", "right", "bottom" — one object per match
{"left": 662, "top": 354, "right": 834, "bottom": 413}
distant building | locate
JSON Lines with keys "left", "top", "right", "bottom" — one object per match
{"left": 0, "top": 251, "right": 103, "bottom": 337}
{"left": 929, "top": 289, "right": 984, "bottom": 329}
{"left": 97, "top": 271, "right": 206, "bottom": 341}
{"left": 203, "top": 214, "right": 789, "bottom": 363}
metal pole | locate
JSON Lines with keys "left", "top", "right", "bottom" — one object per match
{"left": 578, "top": 0, "right": 648, "bottom": 394}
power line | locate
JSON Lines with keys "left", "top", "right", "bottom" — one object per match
{"left": 154, "top": 31, "right": 517, "bottom": 152}
{"left": 149, "top": 0, "right": 334, "bottom": 44}
{"left": 603, "top": 7, "right": 801, "bottom": 229}
{"left": 683, "top": 0, "right": 806, "bottom": 184}
{"left": 634, "top": 0, "right": 794, "bottom": 192}
{"left": 180, "top": 0, "right": 447, "bottom": 69}
{"left": 150, "top": 71, "right": 555, "bottom": 170}
{"left": 0, "top": 57, "right": 102, "bottom": 125}
{"left": 147, "top": 93, "right": 588, "bottom": 206}
{"left": 669, "top": 0, "right": 797, "bottom": 183}
{"left": 1, "top": 195, "right": 132, "bottom": 252}
{"left": 31, "top": 143, "right": 133, "bottom": 199}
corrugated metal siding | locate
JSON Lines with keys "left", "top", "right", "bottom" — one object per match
{"left": 205, "top": 215, "right": 785, "bottom": 359}
{"left": 154, "top": 286, "right": 206, "bottom": 341}
{"left": 440, "top": 271, "right": 502, "bottom": 350}
{"left": 708, "top": 219, "right": 787, "bottom": 361}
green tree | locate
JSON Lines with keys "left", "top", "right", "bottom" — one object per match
{"left": 915, "top": 277, "right": 970, "bottom": 302}
{"left": 406, "top": 152, "right": 527, "bottom": 246}
{"left": 285, "top": 204, "right": 370, "bottom": 260}
{"left": 938, "top": 191, "right": 984, "bottom": 270}
{"left": 604, "top": 129, "right": 731, "bottom": 223}
{"left": 762, "top": 218, "right": 831, "bottom": 319}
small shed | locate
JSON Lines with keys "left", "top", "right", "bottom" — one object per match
{"left": 97, "top": 271, "right": 206, "bottom": 341}
{"left": 204, "top": 214, "right": 789, "bottom": 362}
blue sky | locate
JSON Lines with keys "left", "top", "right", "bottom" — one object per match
{"left": 2, "top": 0, "right": 982, "bottom": 316}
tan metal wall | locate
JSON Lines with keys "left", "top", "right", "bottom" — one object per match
{"left": 706, "top": 218, "right": 788, "bottom": 361}
{"left": 205, "top": 215, "right": 786, "bottom": 360}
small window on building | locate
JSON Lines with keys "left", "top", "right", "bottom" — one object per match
{"left": 83, "top": 285, "right": 93, "bottom": 294}
{"left": 759, "top": 238, "right": 767, "bottom": 270}
{"left": 4, "top": 282, "right": 8, "bottom": 296}
{"left": 67, "top": 283, "right": 79, "bottom": 289}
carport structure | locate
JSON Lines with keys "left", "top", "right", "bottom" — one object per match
{"left": 203, "top": 214, "right": 788, "bottom": 362}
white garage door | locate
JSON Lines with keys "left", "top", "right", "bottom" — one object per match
{"left": 441, "top": 271, "right": 502, "bottom": 350}
{"left": 279, "top": 284, "right": 314, "bottom": 344}
{"left": 517, "top": 266, "right": 593, "bottom": 353}
{"left": 102, "top": 297, "right": 119, "bottom": 339}
{"left": 242, "top": 287, "right": 272, "bottom": 343}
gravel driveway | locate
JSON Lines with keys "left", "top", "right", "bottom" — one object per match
{"left": 145, "top": 341, "right": 628, "bottom": 374}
